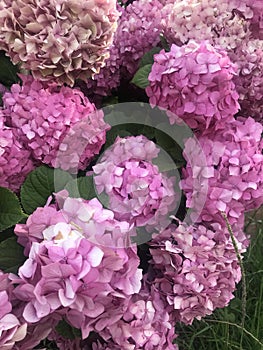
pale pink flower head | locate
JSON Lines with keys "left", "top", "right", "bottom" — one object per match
{"left": 0, "top": 113, "right": 34, "bottom": 192}
{"left": 146, "top": 41, "right": 240, "bottom": 131}
{"left": 93, "top": 136, "right": 177, "bottom": 230}
{"left": 13, "top": 194, "right": 142, "bottom": 338}
{"left": 3, "top": 75, "right": 109, "bottom": 172}
{"left": 149, "top": 222, "right": 247, "bottom": 324}
{"left": 0, "top": 0, "right": 120, "bottom": 86}
{"left": 162, "top": 0, "right": 251, "bottom": 50}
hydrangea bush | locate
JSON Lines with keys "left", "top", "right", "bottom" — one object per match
{"left": 0, "top": 0, "right": 262, "bottom": 349}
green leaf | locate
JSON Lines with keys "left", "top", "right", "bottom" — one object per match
{"left": 139, "top": 47, "right": 162, "bottom": 68}
{"left": 55, "top": 319, "right": 81, "bottom": 340}
{"left": 131, "top": 64, "right": 152, "bottom": 89}
{"left": 21, "top": 166, "right": 73, "bottom": 214}
{"left": 0, "top": 237, "right": 26, "bottom": 273}
{"left": 65, "top": 176, "right": 97, "bottom": 200}
{"left": 0, "top": 187, "right": 26, "bottom": 232}
{"left": 155, "top": 129, "right": 185, "bottom": 164}
{"left": 159, "top": 34, "right": 170, "bottom": 51}
{"left": 0, "top": 51, "right": 19, "bottom": 87}
{"left": 0, "top": 226, "right": 16, "bottom": 242}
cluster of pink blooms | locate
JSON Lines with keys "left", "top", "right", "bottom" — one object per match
{"left": 146, "top": 41, "right": 240, "bottom": 131}
{"left": 49, "top": 283, "right": 178, "bottom": 350}
{"left": 93, "top": 135, "right": 177, "bottom": 229}
{"left": 0, "top": 0, "right": 120, "bottom": 86}
{"left": 100, "top": 284, "right": 178, "bottom": 350}
{"left": 148, "top": 221, "right": 248, "bottom": 325}
{"left": 161, "top": 0, "right": 252, "bottom": 50}
{"left": 157, "top": 0, "right": 263, "bottom": 123}
{"left": 12, "top": 192, "right": 143, "bottom": 348}
{"left": 181, "top": 117, "right": 263, "bottom": 228}
{"left": 0, "top": 75, "right": 109, "bottom": 177}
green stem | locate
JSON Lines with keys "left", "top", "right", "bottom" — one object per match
{"left": 221, "top": 212, "right": 247, "bottom": 347}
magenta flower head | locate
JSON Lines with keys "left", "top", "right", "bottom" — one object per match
{"left": 0, "top": 113, "right": 34, "bottom": 192}
{"left": 3, "top": 75, "right": 109, "bottom": 172}
{"left": 93, "top": 135, "right": 177, "bottom": 230}
{"left": 13, "top": 193, "right": 142, "bottom": 339}
{"left": 146, "top": 41, "right": 240, "bottom": 131}
{"left": 181, "top": 117, "right": 263, "bottom": 227}
{"left": 0, "top": 272, "right": 27, "bottom": 350}
{"left": 0, "top": 0, "right": 120, "bottom": 86}
{"left": 149, "top": 222, "right": 247, "bottom": 325}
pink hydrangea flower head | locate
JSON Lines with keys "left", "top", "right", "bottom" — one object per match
{"left": 146, "top": 41, "right": 240, "bottom": 131}
{"left": 162, "top": 0, "right": 251, "bottom": 50}
{"left": 93, "top": 135, "right": 177, "bottom": 229}
{"left": 181, "top": 117, "right": 263, "bottom": 227}
{"left": 13, "top": 194, "right": 142, "bottom": 338}
{"left": 101, "top": 284, "right": 178, "bottom": 349}
{"left": 0, "top": 272, "right": 27, "bottom": 350}
{"left": 115, "top": 0, "right": 164, "bottom": 77}
{"left": 0, "top": 0, "right": 120, "bottom": 86}
{"left": 3, "top": 75, "right": 109, "bottom": 172}
{"left": 228, "top": 39, "right": 263, "bottom": 122}
{"left": 0, "top": 113, "right": 34, "bottom": 192}
{"left": 86, "top": 44, "right": 122, "bottom": 98}
{"left": 148, "top": 221, "right": 247, "bottom": 324}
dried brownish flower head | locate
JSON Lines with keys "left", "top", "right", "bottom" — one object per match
{"left": 0, "top": 0, "right": 119, "bottom": 86}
